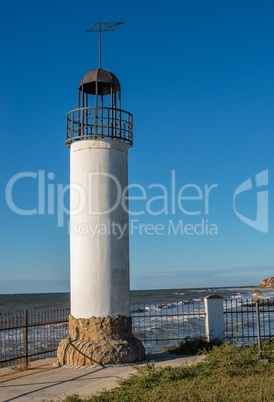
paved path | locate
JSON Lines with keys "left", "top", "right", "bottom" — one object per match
{"left": 0, "top": 353, "right": 205, "bottom": 402}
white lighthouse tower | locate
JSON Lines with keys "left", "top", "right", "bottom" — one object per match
{"left": 57, "top": 22, "right": 145, "bottom": 365}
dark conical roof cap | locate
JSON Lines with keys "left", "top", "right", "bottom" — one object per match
{"left": 79, "top": 68, "right": 120, "bottom": 95}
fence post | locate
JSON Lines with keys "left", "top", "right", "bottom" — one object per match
{"left": 204, "top": 295, "right": 224, "bottom": 341}
{"left": 23, "top": 309, "right": 29, "bottom": 365}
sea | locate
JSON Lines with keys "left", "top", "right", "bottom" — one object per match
{"left": 1, "top": 286, "right": 274, "bottom": 362}
{"left": 0, "top": 286, "right": 273, "bottom": 311}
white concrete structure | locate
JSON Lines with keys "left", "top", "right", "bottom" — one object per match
{"left": 204, "top": 294, "right": 225, "bottom": 341}
{"left": 70, "top": 139, "right": 129, "bottom": 318}
{"left": 57, "top": 67, "right": 144, "bottom": 365}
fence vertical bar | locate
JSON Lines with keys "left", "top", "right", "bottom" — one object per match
{"left": 23, "top": 309, "right": 28, "bottom": 365}
{"left": 267, "top": 300, "right": 271, "bottom": 337}
{"left": 255, "top": 301, "right": 263, "bottom": 359}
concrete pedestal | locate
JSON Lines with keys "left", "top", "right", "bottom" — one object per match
{"left": 57, "top": 315, "right": 145, "bottom": 365}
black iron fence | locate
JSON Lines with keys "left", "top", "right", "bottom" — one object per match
{"left": 0, "top": 301, "right": 204, "bottom": 367}
{"left": 0, "top": 308, "right": 69, "bottom": 367}
{"left": 224, "top": 298, "right": 274, "bottom": 344}
{"left": 1, "top": 298, "right": 274, "bottom": 368}
{"left": 131, "top": 300, "right": 205, "bottom": 352}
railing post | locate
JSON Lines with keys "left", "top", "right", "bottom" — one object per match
{"left": 94, "top": 107, "right": 98, "bottom": 137}
{"left": 23, "top": 309, "right": 29, "bottom": 365}
{"left": 204, "top": 295, "right": 224, "bottom": 341}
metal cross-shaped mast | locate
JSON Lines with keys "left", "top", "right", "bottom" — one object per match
{"left": 86, "top": 20, "right": 124, "bottom": 68}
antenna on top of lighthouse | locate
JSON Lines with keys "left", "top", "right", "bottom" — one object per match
{"left": 86, "top": 17, "right": 124, "bottom": 68}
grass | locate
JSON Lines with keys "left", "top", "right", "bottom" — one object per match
{"left": 51, "top": 338, "right": 274, "bottom": 402}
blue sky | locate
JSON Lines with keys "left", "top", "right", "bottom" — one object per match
{"left": 0, "top": 0, "right": 274, "bottom": 293}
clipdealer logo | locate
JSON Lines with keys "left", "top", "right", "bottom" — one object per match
{"left": 233, "top": 170, "right": 268, "bottom": 234}
{"left": 4, "top": 169, "right": 269, "bottom": 235}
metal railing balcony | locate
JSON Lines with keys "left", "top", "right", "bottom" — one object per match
{"left": 66, "top": 106, "right": 133, "bottom": 147}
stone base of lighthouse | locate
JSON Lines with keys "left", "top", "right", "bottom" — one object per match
{"left": 56, "top": 315, "right": 145, "bottom": 366}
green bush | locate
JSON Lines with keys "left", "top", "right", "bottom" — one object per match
{"left": 167, "top": 336, "right": 223, "bottom": 355}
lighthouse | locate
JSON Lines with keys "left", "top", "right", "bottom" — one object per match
{"left": 57, "top": 22, "right": 145, "bottom": 365}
